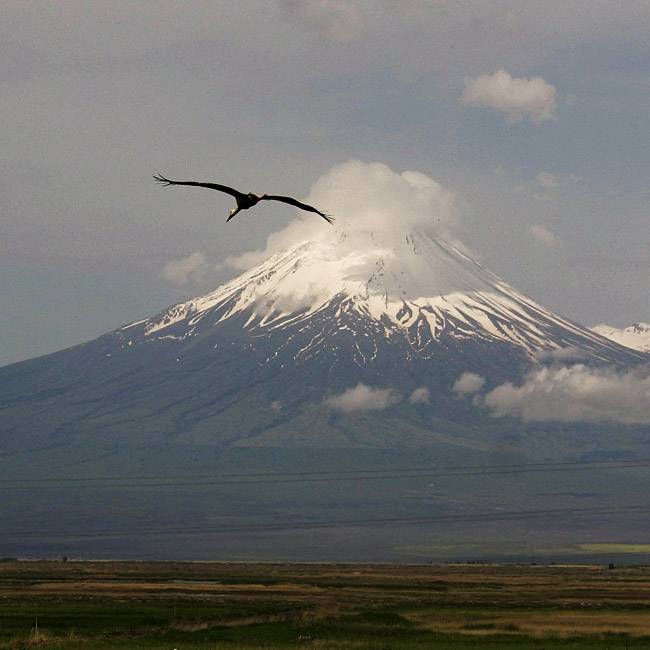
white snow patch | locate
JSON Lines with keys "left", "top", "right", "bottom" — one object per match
{"left": 592, "top": 323, "right": 650, "bottom": 353}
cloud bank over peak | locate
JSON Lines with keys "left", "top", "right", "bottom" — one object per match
{"left": 226, "top": 159, "right": 461, "bottom": 271}
{"left": 461, "top": 69, "right": 558, "bottom": 124}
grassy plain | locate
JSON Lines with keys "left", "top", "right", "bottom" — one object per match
{"left": 1, "top": 560, "right": 650, "bottom": 649}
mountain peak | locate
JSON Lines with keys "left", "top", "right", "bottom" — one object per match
{"left": 130, "top": 229, "right": 640, "bottom": 367}
{"left": 139, "top": 230, "right": 504, "bottom": 337}
{"left": 592, "top": 322, "right": 650, "bottom": 353}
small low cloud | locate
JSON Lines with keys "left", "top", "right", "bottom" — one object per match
{"left": 529, "top": 224, "right": 560, "bottom": 246}
{"left": 326, "top": 383, "right": 401, "bottom": 412}
{"left": 461, "top": 69, "right": 558, "bottom": 124}
{"left": 535, "top": 171, "right": 558, "bottom": 190}
{"left": 536, "top": 347, "right": 586, "bottom": 363}
{"left": 271, "top": 400, "right": 282, "bottom": 413}
{"left": 482, "top": 364, "right": 650, "bottom": 424}
{"left": 409, "top": 387, "right": 430, "bottom": 404}
{"left": 531, "top": 172, "right": 558, "bottom": 201}
{"left": 530, "top": 170, "right": 580, "bottom": 201}
{"left": 453, "top": 372, "right": 486, "bottom": 396}
{"left": 280, "top": 0, "right": 364, "bottom": 42}
{"left": 162, "top": 251, "right": 207, "bottom": 285}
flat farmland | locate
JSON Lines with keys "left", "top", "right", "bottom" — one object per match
{"left": 1, "top": 560, "right": 649, "bottom": 649}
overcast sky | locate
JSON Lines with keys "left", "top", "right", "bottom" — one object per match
{"left": 2, "top": 1, "right": 650, "bottom": 367}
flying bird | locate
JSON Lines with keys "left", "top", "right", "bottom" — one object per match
{"left": 153, "top": 174, "right": 333, "bottom": 224}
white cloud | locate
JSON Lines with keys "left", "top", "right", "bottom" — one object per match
{"left": 482, "top": 364, "right": 650, "bottom": 424}
{"left": 535, "top": 347, "right": 587, "bottom": 363}
{"left": 453, "top": 372, "right": 486, "bottom": 395}
{"left": 409, "top": 387, "right": 430, "bottom": 404}
{"left": 535, "top": 171, "right": 559, "bottom": 190}
{"left": 226, "top": 159, "right": 461, "bottom": 271}
{"left": 531, "top": 170, "right": 580, "bottom": 201}
{"left": 326, "top": 383, "right": 401, "bottom": 412}
{"left": 308, "top": 160, "right": 460, "bottom": 237}
{"left": 529, "top": 224, "right": 561, "bottom": 246}
{"left": 271, "top": 400, "right": 282, "bottom": 412}
{"left": 280, "top": 0, "right": 364, "bottom": 42}
{"left": 162, "top": 252, "right": 207, "bottom": 285}
{"left": 461, "top": 69, "right": 558, "bottom": 124}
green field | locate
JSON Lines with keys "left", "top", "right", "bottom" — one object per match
{"left": 1, "top": 560, "right": 650, "bottom": 649}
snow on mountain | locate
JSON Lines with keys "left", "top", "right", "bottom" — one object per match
{"left": 132, "top": 228, "right": 636, "bottom": 366}
{"left": 592, "top": 322, "right": 650, "bottom": 353}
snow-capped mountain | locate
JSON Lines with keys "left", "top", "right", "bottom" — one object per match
{"left": 2, "top": 226, "right": 650, "bottom": 561}
{"left": 122, "top": 229, "right": 640, "bottom": 369}
{"left": 592, "top": 322, "right": 650, "bottom": 353}
{"left": 2, "top": 225, "right": 644, "bottom": 452}
{"left": 2, "top": 227, "right": 647, "bottom": 451}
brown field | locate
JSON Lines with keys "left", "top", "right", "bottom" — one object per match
{"left": 1, "top": 560, "right": 650, "bottom": 649}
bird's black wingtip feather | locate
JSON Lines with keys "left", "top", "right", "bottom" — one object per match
{"left": 153, "top": 173, "right": 173, "bottom": 186}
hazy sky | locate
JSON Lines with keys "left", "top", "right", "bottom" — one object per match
{"left": 2, "top": 1, "right": 650, "bottom": 367}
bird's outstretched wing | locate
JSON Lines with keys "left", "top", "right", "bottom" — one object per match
{"left": 153, "top": 174, "right": 245, "bottom": 199}
{"left": 262, "top": 195, "right": 334, "bottom": 224}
